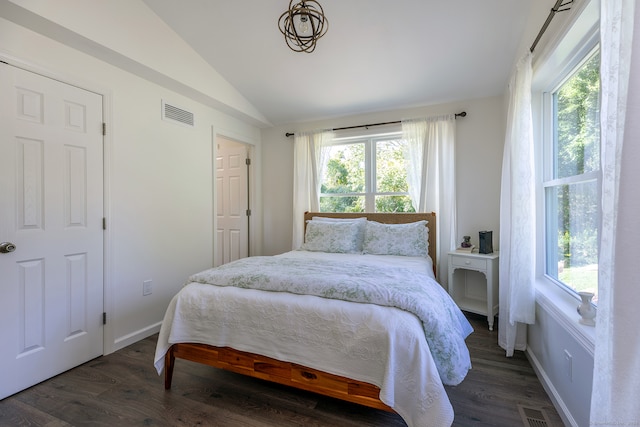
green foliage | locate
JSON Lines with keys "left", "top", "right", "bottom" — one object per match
{"left": 555, "top": 51, "right": 600, "bottom": 178}
{"left": 552, "top": 50, "right": 600, "bottom": 291}
{"left": 320, "top": 196, "right": 364, "bottom": 213}
{"left": 376, "top": 140, "right": 409, "bottom": 193}
{"left": 320, "top": 138, "right": 414, "bottom": 213}
{"left": 375, "top": 196, "right": 415, "bottom": 213}
{"left": 322, "top": 143, "right": 365, "bottom": 194}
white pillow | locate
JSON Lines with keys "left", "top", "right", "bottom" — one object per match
{"left": 301, "top": 220, "right": 364, "bottom": 253}
{"left": 363, "top": 220, "right": 429, "bottom": 257}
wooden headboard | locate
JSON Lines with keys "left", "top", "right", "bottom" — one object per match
{"left": 304, "top": 212, "right": 437, "bottom": 272}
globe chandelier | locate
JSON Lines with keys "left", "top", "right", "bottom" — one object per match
{"left": 278, "top": 0, "right": 328, "bottom": 53}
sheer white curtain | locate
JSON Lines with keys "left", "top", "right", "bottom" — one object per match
{"left": 402, "top": 116, "right": 457, "bottom": 280}
{"left": 291, "top": 130, "right": 333, "bottom": 249}
{"left": 498, "top": 52, "right": 536, "bottom": 357}
{"left": 590, "top": 0, "right": 640, "bottom": 424}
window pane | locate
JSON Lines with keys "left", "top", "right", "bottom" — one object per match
{"left": 375, "top": 195, "right": 415, "bottom": 213}
{"left": 376, "top": 139, "right": 408, "bottom": 193}
{"left": 553, "top": 51, "right": 600, "bottom": 179}
{"left": 545, "top": 181, "right": 598, "bottom": 301}
{"left": 320, "top": 195, "right": 365, "bottom": 213}
{"left": 322, "top": 143, "right": 365, "bottom": 194}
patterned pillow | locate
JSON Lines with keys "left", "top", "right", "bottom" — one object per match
{"left": 301, "top": 220, "right": 364, "bottom": 253}
{"left": 311, "top": 217, "right": 367, "bottom": 251}
{"left": 363, "top": 220, "right": 429, "bottom": 257}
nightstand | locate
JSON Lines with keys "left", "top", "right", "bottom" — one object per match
{"left": 448, "top": 251, "right": 499, "bottom": 331}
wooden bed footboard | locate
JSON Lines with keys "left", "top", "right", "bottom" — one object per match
{"left": 164, "top": 343, "right": 394, "bottom": 412}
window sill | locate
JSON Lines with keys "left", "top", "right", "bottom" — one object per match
{"left": 535, "top": 278, "right": 595, "bottom": 355}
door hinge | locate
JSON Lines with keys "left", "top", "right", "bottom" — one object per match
{"left": 102, "top": 217, "right": 106, "bottom": 230}
{"left": 103, "top": 312, "right": 107, "bottom": 325}
{"left": 245, "top": 158, "right": 251, "bottom": 166}
{"left": 246, "top": 209, "right": 251, "bottom": 216}
{"left": 102, "top": 123, "right": 106, "bottom": 136}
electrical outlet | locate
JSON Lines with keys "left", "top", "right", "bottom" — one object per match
{"left": 143, "top": 279, "right": 153, "bottom": 296}
{"left": 564, "top": 349, "right": 572, "bottom": 382}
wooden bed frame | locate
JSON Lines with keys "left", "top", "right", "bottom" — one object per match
{"left": 164, "top": 212, "right": 436, "bottom": 412}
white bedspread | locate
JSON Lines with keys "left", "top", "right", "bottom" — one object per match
{"left": 154, "top": 251, "right": 471, "bottom": 427}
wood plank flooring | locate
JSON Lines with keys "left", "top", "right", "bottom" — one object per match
{"left": 0, "top": 313, "right": 565, "bottom": 426}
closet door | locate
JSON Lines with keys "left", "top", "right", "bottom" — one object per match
{"left": 0, "top": 63, "right": 104, "bottom": 399}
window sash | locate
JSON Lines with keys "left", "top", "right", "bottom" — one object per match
{"left": 541, "top": 47, "right": 601, "bottom": 302}
{"left": 320, "top": 132, "right": 413, "bottom": 213}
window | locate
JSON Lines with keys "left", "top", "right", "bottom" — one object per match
{"left": 320, "top": 134, "right": 415, "bottom": 213}
{"left": 543, "top": 48, "right": 600, "bottom": 303}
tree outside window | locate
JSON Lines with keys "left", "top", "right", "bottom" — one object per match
{"left": 320, "top": 135, "right": 415, "bottom": 213}
{"left": 545, "top": 49, "right": 600, "bottom": 302}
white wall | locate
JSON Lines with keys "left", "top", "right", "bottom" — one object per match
{"left": 0, "top": 9, "right": 262, "bottom": 353}
{"left": 260, "top": 96, "right": 506, "bottom": 288}
{"left": 1, "top": 0, "right": 270, "bottom": 127}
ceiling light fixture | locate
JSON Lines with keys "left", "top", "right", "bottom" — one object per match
{"left": 278, "top": 0, "right": 328, "bottom": 53}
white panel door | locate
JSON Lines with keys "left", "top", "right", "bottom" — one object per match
{"left": 0, "top": 63, "right": 104, "bottom": 399}
{"left": 215, "top": 137, "right": 249, "bottom": 266}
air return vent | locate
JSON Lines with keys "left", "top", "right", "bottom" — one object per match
{"left": 518, "top": 405, "right": 551, "bottom": 427}
{"left": 162, "top": 100, "right": 194, "bottom": 127}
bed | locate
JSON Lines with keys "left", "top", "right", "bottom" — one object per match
{"left": 154, "top": 212, "right": 473, "bottom": 427}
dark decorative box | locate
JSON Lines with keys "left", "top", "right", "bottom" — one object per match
{"left": 479, "top": 231, "right": 493, "bottom": 254}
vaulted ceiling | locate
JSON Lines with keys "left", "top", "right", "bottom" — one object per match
{"left": 142, "top": 0, "right": 534, "bottom": 126}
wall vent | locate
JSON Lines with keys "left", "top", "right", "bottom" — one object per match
{"left": 162, "top": 100, "right": 194, "bottom": 127}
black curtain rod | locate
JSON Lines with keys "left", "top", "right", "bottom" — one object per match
{"left": 530, "top": 0, "right": 573, "bottom": 53}
{"left": 285, "top": 111, "right": 467, "bottom": 137}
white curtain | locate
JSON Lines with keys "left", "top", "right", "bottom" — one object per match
{"left": 590, "top": 0, "right": 640, "bottom": 424}
{"left": 498, "top": 52, "right": 536, "bottom": 357}
{"left": 292, "top": 129, "right": 333, "bottom": 249}
{"left": 402, "top": 116, "right": 457, "bottom": 280}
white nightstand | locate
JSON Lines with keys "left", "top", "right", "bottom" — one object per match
{"left": 448, "top": 251, "right": 500, "bottom": 331}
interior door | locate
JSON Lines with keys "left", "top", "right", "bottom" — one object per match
{"left": 215, "top": 136, "right": 249, "bottom": 266}
{"left": 0, "top": 62, "right": 104, "bottom": 399}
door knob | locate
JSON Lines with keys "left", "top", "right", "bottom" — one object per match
{"left": 0, "top": 242, "right": 16, "bottom": 253}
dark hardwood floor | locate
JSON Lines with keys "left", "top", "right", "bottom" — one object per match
{"left": 0, "top": 313, "right": 564, "bottom": 426}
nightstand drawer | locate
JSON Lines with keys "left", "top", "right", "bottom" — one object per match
{"left": 450, "top": 256, "right": 487, "bottom": 271}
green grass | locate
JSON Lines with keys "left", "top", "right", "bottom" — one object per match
{"left": 559, "top": 264, "right": 598, "bottom": 303}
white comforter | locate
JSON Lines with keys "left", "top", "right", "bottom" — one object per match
{"left": 154, "top": 251, "right": 472, "bottom": 427}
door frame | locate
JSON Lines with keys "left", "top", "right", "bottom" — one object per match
{"left": 212, "top": 128, "right": 259, "bottom": 264}
{"left": 0, "top": 51, "right": 115, "bottom": 355}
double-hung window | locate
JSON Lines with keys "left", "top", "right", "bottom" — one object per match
{"left": 320, "top": 133, "right": 415, "bottom": 213}
{"left": 542, "top": 48, "right": 600, "bottom": 303}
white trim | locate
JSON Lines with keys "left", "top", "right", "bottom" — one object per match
{"left": 526, "top": 347, "right": 579, "bottom": 427}
{"left": 101, "top": 85, "right": 115, "bottom": 356}
{"left": 532, "top": 0, "right": 600, "bottom": 91}
{"left": 536, "top": 279, "right": 595, "bottom": 355}
{"left": 113, "top": 321, "right": 163, "bottom": 351}
{"left": 332, "top": 129, "right": 402, "bottom": 143}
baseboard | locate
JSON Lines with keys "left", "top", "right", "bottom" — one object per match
{"left": 526, "top": 347, "right": 577, "bottom": 427}
{"left": 111, "top": 321, "right": 163, "bottom": 353}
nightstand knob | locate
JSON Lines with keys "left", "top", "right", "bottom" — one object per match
{"left": 465, "top": 260, "right": 471, "bottom": 265}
